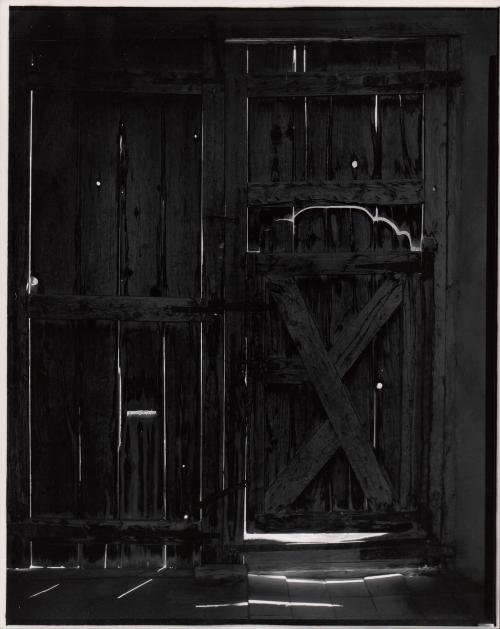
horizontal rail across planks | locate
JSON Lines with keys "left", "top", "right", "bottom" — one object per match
{"left": 9, "top": 519, "right": 213, "bottom": 545}
{"left": 27, "top": 295, "right": 270, "bottom": 321}
{"left": 24, "top": 75, "right": 205, "bottom": 95}
{"left": 252, "top": 251, "right": 430, "bottom": 276}
{"left": 248, "top": 180, "right": 423, "bottom": 206}
{"left": 247, "top": 70, "right": 461, "bottom": 96}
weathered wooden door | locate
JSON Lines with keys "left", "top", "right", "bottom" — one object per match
{"left": 224, "top": 39, "right": 457, "bottom": 542}
{"left": 9, "top": 38, "right": 225, "bottom": 568}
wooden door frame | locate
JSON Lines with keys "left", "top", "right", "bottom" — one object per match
{"left": 221, "top": 33, "right": 462, "bottom": 554}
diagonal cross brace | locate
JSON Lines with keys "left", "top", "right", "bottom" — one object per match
{"left": 266, "top": 276, "right": 397, "bottom": 511}
{"left": 265, "top": 277, "right": 403, "bottom": 511}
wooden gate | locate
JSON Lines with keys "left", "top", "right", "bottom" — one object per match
{"left": 8, "top": 37, "right": 226, "bottom": 568}
{"left": 223, "top": 38, "right": 458, "bottom": 541}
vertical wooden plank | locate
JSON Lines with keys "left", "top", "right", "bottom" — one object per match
{"left": 8, "top": 43, "right": 31, "bottom": 566}
{"left": 347, "top": 208, "right": 375, "bottom": 510}
{"left": 201, "top": 37, "right": 225, "bottom": 561}
{"left": 441, "top": 36, "right": 462, "bottom": 545}
{"left": 400, "top": 276, "right": 423, "bottom": 508}
{"left": 248, "top": 43, "right": 299, "bottom": 74}
{"left": 120, "top": 95, "right": 163, "bottom": 297}
{"left": 224, "top": 44, "right": 247, "bottom": 548}
{"left": 120, "top": 544, "right": 164, "bottom": 570}
{"left": 379, "top": 94, "right": 423, "bottom": 180}
{"left": 163, "top": 96, "right": 202, "bottom": 299}
{"left": 306, "top": 41, "right": 426, "bottom": 73}
{"left": 374, "top": 214, "right": 403, "bottom": 498}
{"left": 330, "top": 96, "right": 376, "bottom": 180}
{"left": 31, "top": 543, "right": 79, "bottom": 568}
{"left": 248, "top": 98, "right": 305, "bottom": 182}
{"left": 119, "top": 322, "right": 164, "bottom": 520}
{"left": 424, "top": 38, "right": 448, "bottom": 541}
{"left": 79, "top": 93, "right": 120, "bottom": 295}
{"left": 164, "top": 323, "right": 201, "bottom": 522}
{"left": 31, "top": 320, "right": 78, "bottom": 517}
{"left": 306, "top": 97, "right": 331, "bottom": 181}
{"left": 79, "top": 320, "right": 117, "bottom": 519}
{"left": 247, "top": 203, "right": 293, "bottom": 524}
{"left": 31, "top": 91, "right": 79, "bottom": 294}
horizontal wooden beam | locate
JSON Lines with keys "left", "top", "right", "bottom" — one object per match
{"left": 248, "top": 180, "right": 423, "bottom": 206}
{"left": 9, "top": 519, "right": 213, "bottom": 544}
{"left": 247, "top": 70, "right": 461, "bottom": 96}
{"left": 253, "top": 510, "right": 420, "bottom": 534}
{"left": 10, "top": 8, "right": 473, "bottom": 42}
{"left": 27, "top": 294, "right": 206, "bottom": 321}
{"left": 27, "top": 295, "right": 270, "bottom": 321}
{"left": 254, "top": 251, "right": 427, "bottom": 276}
{"left": 21, "top": 73, "right": 205, "bottom": 95}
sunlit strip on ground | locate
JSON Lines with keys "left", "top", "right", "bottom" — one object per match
{"left": 117, "top": 578, "right": 153, "bottom": 599}
{"left": 29, "top": 583, "right": 60, "bottom": 598}
{"left": 197, "top": 600, "right": 343, "bottom": 608}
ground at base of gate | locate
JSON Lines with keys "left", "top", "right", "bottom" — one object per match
{"left": 7, "top": 569, "right": 487, "bottom": 624}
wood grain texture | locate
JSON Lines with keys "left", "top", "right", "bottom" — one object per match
{"left": 79, "top": 321, "right": 117, "bottom": 518}
{"left": 31, "top": 91, "right": 79, "bottom": 294}
{"left": 248, "top": 97, "right": 305, "bottom": 182}
{"left": 8, "top": 59, "right": 32, "bottom": 567}
{"left": 441, "top": 36, "right": 462, "bottom": 545}
{"left": 119, "top": 322, "right": 164, "bottom": 519}
{"left": 248, "top": 180, "right": 423, "bottom": 206}
{"left": 247, "top": 70, "right": 461, "bottom": 97}
{"left": 28, "top": 294, "right": 204, "bottom": 321}
{"left": 22, "top": 39, "right": 204, "bottom": 93}
{"left": 79, "top": 93, "right": 120, "bottom": 295}
{"left": 164, "top": 323, "right": 201, "bottom": 522}
{"left": 119, "top": 95, "right": 163, "bottom": 296}
{"left": 379, "top": 94, "right": 423, "bottom": 179}
{"left": 9, "top": 8, "right": 476, "bottom": 41}
{"left": 330, "top": 95, "right": 376, "bottom": 180}
{"left": 424, "top": 38, "right": 448, "bottom": 542}
{"left": 399, "top": 276, "right": 424, "bottom": 508}
{"left": 11, "top": 519, "right": 203, "bottom": 544}
{"left": 254, "top": 510, "right": 420, "bottom": 534}
{"left": 306, "top": 96, "right": 331, "bottom": 180}
{"left": 254, "top": 251, "right": 426, "bottom": 276}
{"left": 200, "top": 41, "right": 225, "bottom": 560}
{"left": 306, "top": 41, "right": 426, "bottom": 73}
{"left": 268, "top": 277, "right": 394, "bottom": 509}
{"left": 223, "top": 44, "right": 248, "bottom": 548}
{"left": 163, "top": 96, "right": 202, "bottom": 299}
{"left": 248, "top": 43, "right": 302, "bottom": 74}
{"left": 265, "top": 279, "right": 402, "bottom": 511}
{"left": 31, "top": 321, "right": 79, "bottom": 517}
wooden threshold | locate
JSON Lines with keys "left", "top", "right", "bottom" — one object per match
{"left": 251, "top": 510, "right": 420, "bottom": 534}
